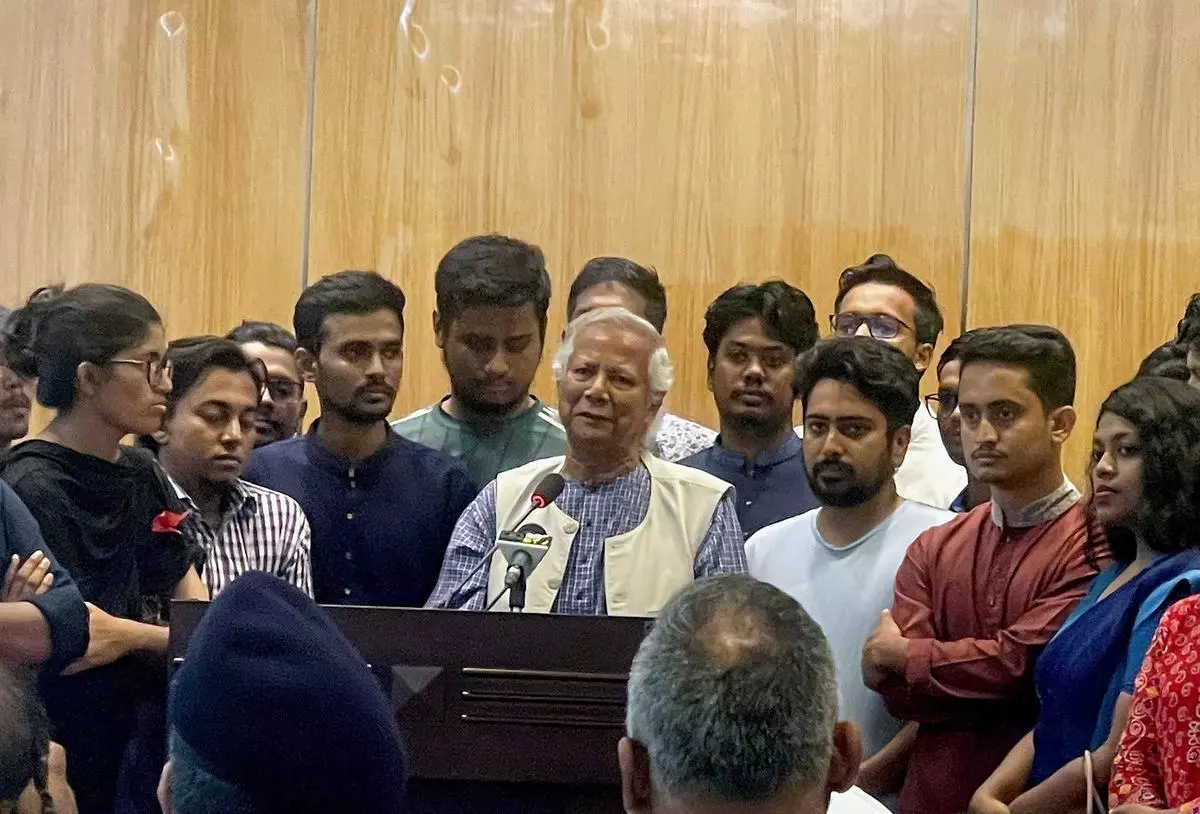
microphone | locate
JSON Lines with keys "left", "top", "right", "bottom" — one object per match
{"left": 435, "top": 473, "right": 566, "bottom": 610}
{"left": 499, "top": 523, "right": 553, "bottom": 612}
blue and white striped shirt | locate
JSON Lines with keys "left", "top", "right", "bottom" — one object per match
{"left": 426, "top": 463, "right": 747, "bottom": 614}
{"left": 173, "top": 477, "right": 313, "bottom": 598}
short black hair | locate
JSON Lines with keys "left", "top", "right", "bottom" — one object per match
{"left": 702, "top": 281, "right": 818, "bottom": 358}
{"left": 2, "top": 284, "right": 162, "bottom": 409}
{"left": 293, "top": 271, "right": 406, "bottom": 353}
{"left": 936, "top": 328, "right": 983, "bottom": 377}
{"left": 140, "top": 337, "right": 265, "bottom": 453}
{"left": 434, "top": 235, "right": 552, "bottom": 340}
{"left": 567, "top": 257, "right": 667, "bottom": 333}
{"left": 226, "top": 321, "right": 298, "bottom": 354}
{"left": 796, "top": 337, "right": 920, "bottom": 433}
{"left": 834, "top": 254, "right": 944, "bottom": 346}
{"left": 956, "top": 325, "right": 1076, "bottom": 410}
{"left": 1174, "top": 293, "right": 1200, "bottom": 350}
{"left": 1137, "top": 341, "right": 1189, "bottom": 382}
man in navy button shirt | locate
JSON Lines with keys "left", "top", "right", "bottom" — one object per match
{"left": 681, "top": 281, "right": 820, "bottom": 537}
{"left": 244, "top": 270, "right": 475, "bottom": 607}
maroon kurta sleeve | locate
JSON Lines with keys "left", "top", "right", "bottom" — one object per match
{"left": 886, "top": 520, "right": 1094, "bottom": 722}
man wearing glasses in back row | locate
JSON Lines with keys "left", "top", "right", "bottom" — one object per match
{"left": 227, "top": 321, "right": 308, "bottom": 446}
{"left": 827, "top": 255, "right": 967, "bottom": 510}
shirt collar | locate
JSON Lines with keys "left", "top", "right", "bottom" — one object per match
{"left": 709, "top": 432, "right": 802, "bottom": 470}
{"left": 167, "top": 474, "right": 256, "bottom": 518}
{"left": 990, "top": 476, "right": 1081, "bottom": 529}
{"left": 304, "top": 419, "right": 397, "bottom": 472}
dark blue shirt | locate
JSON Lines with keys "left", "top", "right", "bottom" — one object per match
{"left": 680, "top": 434, "right": 818, "bottom": 538}
{"left": 0, "top": 479, "right": 89, "bottom": 672}
{"left": 243, "top": 424, "right": 476, "bottom": 607}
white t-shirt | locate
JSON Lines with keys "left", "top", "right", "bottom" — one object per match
{"left": 831, "top": 786, "right": 893, "bottom": 813}
{"left": 893, "top": 407, "right": 967, "bottom": 510}
{"left": 745, "top": 499, "right": 955, "bottom": 756}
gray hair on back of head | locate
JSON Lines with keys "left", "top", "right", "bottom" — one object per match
{"left": 552, "top": 306, "right": 674, "bottom": 394}
{"left": 626, "top": 574, "right": 838, "bottom": 804}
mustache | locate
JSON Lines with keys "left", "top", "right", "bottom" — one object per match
{"left": 812, "top": 460, "right": 854, "bottom": 479}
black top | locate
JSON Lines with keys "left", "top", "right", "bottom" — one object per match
{"left": 1, "top": 441, "right": 192, "bottom": 620}
{"left": 244, "top": 423, "right": 476, "bottom": 607}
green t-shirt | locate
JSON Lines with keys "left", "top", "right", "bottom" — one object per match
{"left": 391, "top": 397, "right": 567, "bottom": 490}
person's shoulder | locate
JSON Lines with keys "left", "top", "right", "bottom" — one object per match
{"left": 907, "top": 500, "right": 985, "bottom": 549}
{"left": 531, "top": 401, "right": 565, "bottom": 434}
{"left": 650, "top": 455, "right": 731, "bottom": 496}
{"left": 746, "top": 508, "right": 818, "bottom": 553}
{"left": 897, "top": 499, "right": 958, "bottom": 528}
{"left": 829, "top": 786, "right": 892, "bottom": 814}
{"left": 249, "top": 436, "right": 308, "bottom": 465}
{"left": 239, "top": 479, "right": 306, "bottom": 517}
{"left": 1161, "top": 593, "right": 1200, "bottom": 627}
{"left": 676, "top": 444, "right": 716, "bottom": 470}
{"left": 390, "top": 404, "right": 438, "bottom": 434}
{"left": 392, "top": 434, "right": 473, "bottom": 481}
{"left": 0, "top": 443, "right": 73, "bottom": 498}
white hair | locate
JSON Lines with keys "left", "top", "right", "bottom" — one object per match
{"left": 552, "top": 307, "right": 674, "bottom": 394}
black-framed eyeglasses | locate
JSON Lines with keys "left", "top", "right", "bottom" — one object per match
{"left": 106, "top": 357, "right": 173, "bottom": 387}
{"left": 830, "top": 312, "right": 914, "bottom": 340}
{"left": 265, "top": 377, "right": 303, "bottom": 402}
{"left": 924, "top": 392, "right": 958, "bottom": 419}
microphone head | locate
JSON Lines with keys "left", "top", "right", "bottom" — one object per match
{"left": 515, "top": 523, "right": 548, "bottom": 537}
{"left": 529, "top": 473, "right": 566, "bottom": 508}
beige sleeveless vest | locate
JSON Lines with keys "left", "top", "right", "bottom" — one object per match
{"left": 486, "top": 453, "right": 731, "bottom": 616}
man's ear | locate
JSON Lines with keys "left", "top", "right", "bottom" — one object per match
{"left": 706, "top": 356, "right": 716, "bottom": 394}
{"left": 826, "top": 721, "right": 863, "bottom": 796}
{"left": 295, "top": 348, "right": 318, "bottom": 384}
{"left": 890, "top": 424, "right": 912, "bottom": 472}
{"left": 151, "top": 427, "right": 170, "bottom": 449}
{"left": 618, "top": 737, "right": 653, "bottom": 814}
{"left": 914, "top": 342, "right": 935, "bottom": 375}
{"left": 1048, "top": 404, "right": 1076, "bottom": 446}
{"left": 432, "top": 310, "right": 446, "bottom": 350}
{"left": 296, "top": 398, "right": 309, "bottom": 434}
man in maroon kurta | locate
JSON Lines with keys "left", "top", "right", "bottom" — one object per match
{"left": 861, "top": 325, "right": 1098, "bottom": 814}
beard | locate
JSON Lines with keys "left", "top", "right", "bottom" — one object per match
{"left": 725, "top": 408, "right": 789, "bottom": 438}
{"left": 454, "top": 385, "right": 526, "bottom": 418}
{"left": 809, "top": 458, "right": 891, "bottom": 508}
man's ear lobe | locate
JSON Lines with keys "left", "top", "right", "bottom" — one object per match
{"left": 826, "top": 721, "right": 862, "bottom": 795}
{"left": 618, "top": 737, "right": 654, "bottom": 813}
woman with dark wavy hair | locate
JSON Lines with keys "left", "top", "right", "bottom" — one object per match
{"left": 971, "top": 376, "right": 1200, "bottom": 814}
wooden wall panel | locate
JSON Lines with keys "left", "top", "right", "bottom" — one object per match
{"left": 968, "top": 0, "right": 1200, "bottom": 483}
{"left": 308, "top": 0, "right": 973, "bottom": 426}
{"left": 0, "top": 0, "right": 311, "bottom": 337}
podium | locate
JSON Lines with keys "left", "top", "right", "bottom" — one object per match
{"left": 169, "top": 602, "right": 652, "bottom": 813}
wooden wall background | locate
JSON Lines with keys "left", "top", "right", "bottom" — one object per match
{"left": 2, "top": 0, "right": 1198, "bottom": 482}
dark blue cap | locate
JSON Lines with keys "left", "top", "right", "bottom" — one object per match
{"left": 169, "top": 571, "right": 406, "bottom": 812}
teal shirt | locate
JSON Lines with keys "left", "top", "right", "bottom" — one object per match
{"left": 391, "top": 397, "right": 567, "bottom": 490}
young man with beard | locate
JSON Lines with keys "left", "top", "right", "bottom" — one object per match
{"left": 746, "top": 338, "right": 954, "bottom": 765}
{"left": 391, "top": 235, "right": 565, "bottom": 488}
{"left": 244, "top": 271, "right": 475, "bottom": 607}
{"left": 145, "top": 336, "right": 311, "bottom": 597}
{"left": 681, "top": 281, "right": 821, "bottom": 537}
{"left": 861, "top": 325, "right": 1095, "bottom": 814}
{"left": 226, "top": 320, "right": 308, "bottom": 447}
{"left": 0, "top": 306, "right": 34, "bottom": 459}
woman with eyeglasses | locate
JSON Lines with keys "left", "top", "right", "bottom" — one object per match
{"left": 969, "top": 376, "right": 1200, "bottom": 814}
{"left": 0, "top": 285, "right": 206, "bottom": 814}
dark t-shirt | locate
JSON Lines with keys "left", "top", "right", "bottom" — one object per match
{"left": 1, "top": 440, "right": 193, "bottom": 814}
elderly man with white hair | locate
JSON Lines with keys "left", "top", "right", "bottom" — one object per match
{"left": 425, "top": 306, "right": 746, "bottom": 615}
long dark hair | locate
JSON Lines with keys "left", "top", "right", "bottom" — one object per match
{"left": 1, "top": 284, "right": 162, "bottom": 410}
{"left": 0, "top": 665, "right": 56, "bottom": 813}
{"left": 1086, "top": 377, "right": 1200, "bottom": 565}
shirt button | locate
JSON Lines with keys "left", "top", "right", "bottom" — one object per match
{"left": 744, "top": 500, "right": 753, "bottom": 507}
{"left": 343, "top": 588, "right": 352, "bottom": 597}
{"left": 346, "top": 512, "right": 355, "bottom": 520}
{"left": 344, "top": 552, "right": 352, "bottom": 561}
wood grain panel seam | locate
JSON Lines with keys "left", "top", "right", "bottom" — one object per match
{"left": 300, "top": 0, "right": 321, "bottom": 289}
{"left": 959, "top": 0, "right": 981, "bottom": 333}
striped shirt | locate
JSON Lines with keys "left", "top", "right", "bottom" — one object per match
{"left": 426, "top": 463, "right": 747, "bottom": 614}
{"left": 391, "top": 396, "right": 567, "bottom": 489}
{"left": 172, "top": 477, "right": 312, "bottom": 598}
